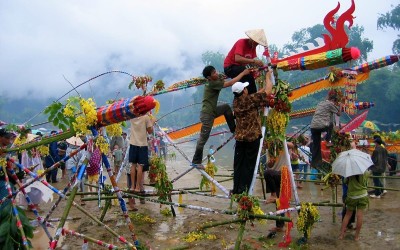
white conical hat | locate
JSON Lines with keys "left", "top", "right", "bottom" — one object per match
{"left": 245, "top": 29, "right": 268, "bottom": 47}
{"left": 66, "top": 136, "right": 84, "bottom": 146}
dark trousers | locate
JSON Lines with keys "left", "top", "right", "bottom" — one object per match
{"left": 310, "top": 125, "right": 333, "bottom": 167}
{"left": 45, "top": 165, "right": 58, "bottom": 182}
{"left": 224, "top": 65, "right": 257, "bottom": 94}
{"left": 264, "top": 169, "right": 284, "bottom": 228}
{"left": 192, "top": 104, "right": 235, "bottom": 164}
{"left": 232, "top": 139, "right": 260, "bottom": 195}
{"left": 372, "top": 172, "right": 383, "bottom": 195}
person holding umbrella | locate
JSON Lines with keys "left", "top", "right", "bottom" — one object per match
{"left": 332, "top": 148, "right": 373, "bottom": 241}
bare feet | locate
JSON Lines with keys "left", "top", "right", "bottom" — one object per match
{"left": 354, "top": 235, "right": 360, "bottom": 241}
{"left": 338, "top": 234, "right": 344, "bottom": 240}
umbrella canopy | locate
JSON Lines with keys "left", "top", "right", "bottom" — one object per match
{"left": 361, "top": 120, "right": 380, "bottom": 131}
{"left": 332, "top": 149, "right": 373, "bottom": 178}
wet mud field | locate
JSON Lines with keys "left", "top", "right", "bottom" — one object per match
{"left": 30, "top": 142, "right": 399, "bottom": 249}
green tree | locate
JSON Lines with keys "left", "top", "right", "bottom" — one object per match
{"left": 377, "top": 4, "right": 400, "bottom": 54}
{"left": 201, "top": 51, "right": 225, "bottom": 72}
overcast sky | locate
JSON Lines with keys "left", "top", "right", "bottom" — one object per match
{"left": 0, "top": 0, "right": 398, "bottom": 101}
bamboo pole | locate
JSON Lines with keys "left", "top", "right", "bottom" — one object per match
{"left": 2, "top": 165, "right": 29, "bottom": 250}
{"left": 198, "top": 219, "right": 243, "bottom": 230}
{"left": 332, "top": 187, "right": 336, "bottom": 223}
{"left": 6, "top": 165, "right": 53, "bottom": 240}
{"left": 44, "top": 175, "right": 75, "bottom": 223}
{"left": 62, "top": 228, "right": 120, "bottom": 249}
{"left": 234, "top": 221, "right": 246, "bottom": 250}
{"left": 99, "top": 199, "right": 112, "bottom": 223}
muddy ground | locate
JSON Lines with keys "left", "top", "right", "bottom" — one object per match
{"left": 29, "top": 142, "right": 400, "bottom": 249}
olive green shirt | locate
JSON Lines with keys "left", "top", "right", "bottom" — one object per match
{"left": 201, "top": 79, "right": 224, "bottom": 116}
{"left": 345, "top": 171, "right": 369, "bottom": 199}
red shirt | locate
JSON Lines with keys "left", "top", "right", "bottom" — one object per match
{"left": 224, "top": 39, "right": 257, "bottom": 68}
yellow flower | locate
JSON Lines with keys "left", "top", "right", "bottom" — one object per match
{"left": 296, "top": 202, "right": 320, "bottom": 238}
{"left": 63, "top": 104, "right": 75, "bottom": 117}
{"left": 95, "top": 136, "right": 109, "bottom": 154}
{"left": 105, "top": 123, "right": 123, "bottom": 137}
{"left": 183, "top": 232, "right": 217, "bottom": 243}
{"left": 0, "top": 158, "right": 6, "bottom": 167}
{"left": 37, "top": 145, "right": 49, "bottom": 156}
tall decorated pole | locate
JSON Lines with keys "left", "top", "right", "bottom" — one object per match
{"left": 248, "top": 45, "right": 273, "bottom": 195}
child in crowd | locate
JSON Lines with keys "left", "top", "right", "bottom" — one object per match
{"left": 65, "top": 136, "right": 86, "bottom": 205}
{"left": 112, "top": 145, "right": 123, "bottom": 175}
{"left": 339, "top": 171, "right": 369, "bottom": 241}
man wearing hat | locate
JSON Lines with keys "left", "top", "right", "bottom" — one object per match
{"left": 231, "top": 70, "right": 273, "bottom": 195}
{"left": 224, "top": 29, "right": 267, "bottom": 94}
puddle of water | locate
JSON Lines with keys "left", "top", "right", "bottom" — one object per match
{"left": 154, "top": 222, "right": 169, "bottom": 240}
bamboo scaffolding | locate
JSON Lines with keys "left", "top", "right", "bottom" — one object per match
{"left": 62, "top": 228, "right": 120, "bottom": 249}
{"left": 2, "top": 165, "right": 29, "bottom": 250}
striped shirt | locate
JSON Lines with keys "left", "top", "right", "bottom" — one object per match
{"left": 310, "top": 100, "right": 340, "bottom": 129}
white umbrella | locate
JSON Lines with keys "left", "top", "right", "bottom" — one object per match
{"left": 332, "top": 149, "right": 373, "bottom": 178}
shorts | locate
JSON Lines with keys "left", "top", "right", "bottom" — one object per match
{"left": 346, "top": 196, "right": 369, "bottom": 210}
{"left": 129, "top": 145, "right": 149, "bottom": 166}
{"left": 88, "top": 174, "right": 99, "bottom": 184}
{"left": 291, "top": 164, "right": 299, "bottom": 172}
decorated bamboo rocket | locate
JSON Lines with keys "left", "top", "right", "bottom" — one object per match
{"left": 277, "top": 47, "right": 361, "bottom": 71}
{"left": 350, "top": 55, "right": 399, "bottom": 73}
{"left": 4, "top": 95, "right": 157, "bottom": 154}
{"left": 96, "top": 95, "right": 157, "bottom": 126}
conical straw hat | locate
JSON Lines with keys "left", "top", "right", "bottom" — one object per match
{"left": 66, "top": 136, "right": 84, "bottom": 147}
{"left": 245, "top": 29, "right": 268, "bottom": 47}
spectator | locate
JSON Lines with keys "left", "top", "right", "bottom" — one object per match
{"left": 44, "top": 131, "right": 60, "bottom": 183}
{"left": 128, "top": 113, "right": 155, "bottom": 211}
{"left": 112, "top": 144, "right": 123, "bottom": 175}
{"left": 65, "top": 136, "right": 86, "bottom": 205}
{"left": 388, "top": 153, "right": 397, "bottom": 176}
{"left": 369, "top": 136, "right": 388, "bottom": 198}
{"left": 298, "top": 136, "right": 311, "bottom": 181}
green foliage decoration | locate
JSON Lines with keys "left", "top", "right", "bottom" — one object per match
{"left": 0, "top": 203, "right": 34, "bottom": 249}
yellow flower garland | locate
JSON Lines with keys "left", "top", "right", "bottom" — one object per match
{"left": 105, "top": 123, "right": 123, "bottom": 137}
{"left": 296, "top": 202, "right": 320, "bottom": 238}
{"left": 95, "top": 136, "right": 109, "bottom": 154}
